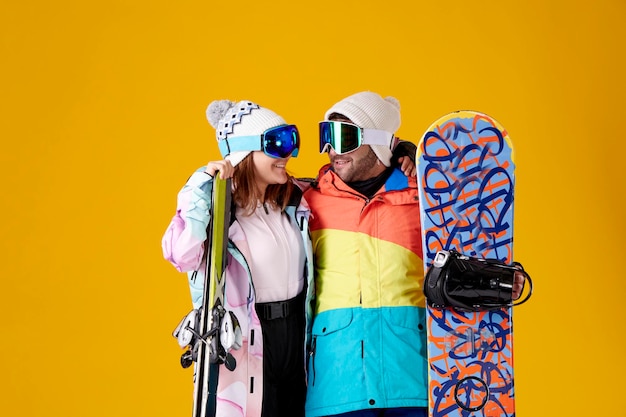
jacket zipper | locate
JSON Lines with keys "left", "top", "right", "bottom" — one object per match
{"left": 310, "top": 336, "right": 317, "bottom": 386}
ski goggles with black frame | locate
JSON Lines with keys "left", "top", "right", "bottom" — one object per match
{"left": 319, "top": 121, "right": 395, "bottom": 155}
{"left": 218, "top": 124, "right": 300, "bottom": 159}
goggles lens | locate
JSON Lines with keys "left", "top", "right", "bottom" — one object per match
{"left": 319, "top": 121, "right": 363, "bottom": 154}
{"left": 263, "top": 125, "right": 300, "bottom": 158}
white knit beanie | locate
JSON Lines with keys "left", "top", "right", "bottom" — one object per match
{"left": 324, "top": 91, "right": 401, "bottom": 166}
{"left": 206, "top": 100, "right": 287, "bottom": 167}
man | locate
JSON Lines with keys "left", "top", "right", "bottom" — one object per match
{"left": 303, "top": 91, "right": 429, "bottom": 417}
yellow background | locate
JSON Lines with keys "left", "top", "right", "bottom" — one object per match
{"left": 2, "top": 0, "right": 624, "bottom": 416}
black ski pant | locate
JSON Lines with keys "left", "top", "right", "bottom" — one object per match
{"left": 255, "top": 292, "right": 306, "bottom": 417}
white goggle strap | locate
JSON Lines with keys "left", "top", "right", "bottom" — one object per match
{"left": 362, "top": 129, "right": 395, "bottom": 149}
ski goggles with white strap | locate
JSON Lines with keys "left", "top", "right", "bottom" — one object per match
{"left": 319, "top": 121, "right": 395, "bottom": 155}
{"left": 218, "top": 124, "right": 300, "bottom": 159}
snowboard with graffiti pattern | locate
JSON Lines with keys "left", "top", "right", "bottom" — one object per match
{"left": 416, "top": 111, "right": 516, "bottom": 416}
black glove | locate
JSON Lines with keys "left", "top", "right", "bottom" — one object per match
{"left": 392, "top": 139, "right": 417, "bottom": 166}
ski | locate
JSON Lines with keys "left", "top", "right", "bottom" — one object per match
{"left": 191, "top": 175, "right": 232, "bottom": 417}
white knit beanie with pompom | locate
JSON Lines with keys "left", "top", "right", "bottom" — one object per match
{"left": 206, "top": 100, "right": 287, "bottom": 167}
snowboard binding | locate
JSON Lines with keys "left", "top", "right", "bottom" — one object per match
{"left": 424, "top": 249, "right": 533, "bottom": 311}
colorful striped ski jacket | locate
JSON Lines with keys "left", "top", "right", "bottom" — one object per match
{"left": 303, "top": 164, "right": 428, "bottom": 417}
{"left": 162, "top": 168, "right": 315, "bottom": 417}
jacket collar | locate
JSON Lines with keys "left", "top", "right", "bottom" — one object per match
{"left": 315, "top": 164, "right": 418, "bottom": 204}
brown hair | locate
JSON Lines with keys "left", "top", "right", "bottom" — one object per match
{"left": 327, "top": 112, "right": 352, "bottom": 123}
{"left": 232, "top": 154, "right": 296, "bottom": 215}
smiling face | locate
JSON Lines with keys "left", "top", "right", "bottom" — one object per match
{"left": 329, "top": 145, "right": 382, "bottom": 182}
{"left": 325, "top": 114, "right": 387, "bottom": 183}
{"left": 251, "top": 150, "right": 291, "bottom": 193}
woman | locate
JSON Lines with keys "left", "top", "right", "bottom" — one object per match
{"left": 162, "top": 99, "right": 313, "bottom": 417}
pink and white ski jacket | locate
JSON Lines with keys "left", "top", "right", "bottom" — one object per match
{"left": 162, "top": 168, "right": 315, "bottom": 417}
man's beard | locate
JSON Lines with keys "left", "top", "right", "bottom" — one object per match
{"left": 332, "top": 147, "right": 380, "bottom": 182}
